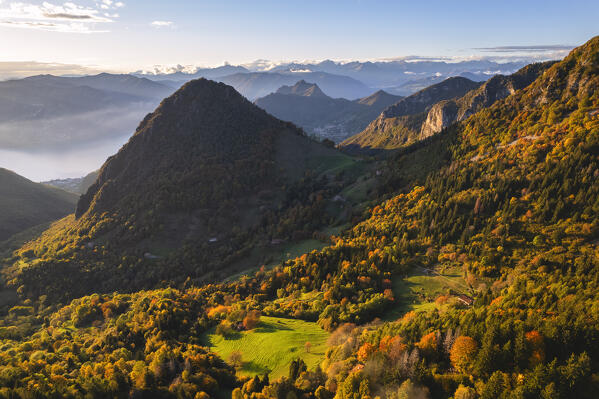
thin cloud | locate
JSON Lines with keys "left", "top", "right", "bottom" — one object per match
{"left": 151, "top": 20, "right": 173, "bottom": 28}
{"left": 0, "top": 1, "right": 124, "bottom": 32}
{"left": 475, "top": 44, "right": 575, "bottom": 53}
{"left": 43, "top": 12, "right": 92, "bottom": 20}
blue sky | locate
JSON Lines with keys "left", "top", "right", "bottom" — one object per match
{"left": 0, "top": 0, "right": 597, "bottom": 71}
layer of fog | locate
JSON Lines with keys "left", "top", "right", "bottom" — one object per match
{"left": 0, "top": 104, "right": 155, "bottom": 181}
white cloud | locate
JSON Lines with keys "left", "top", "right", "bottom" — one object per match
{"left": 0, "top": 1, "right": 124, "bottom": 32}
{"left": 151, "top": 20, "right": 172, "bottom": 28}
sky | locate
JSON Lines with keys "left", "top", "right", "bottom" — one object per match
{"left": 0, "top": 0, "right": 598, "bottom": 72}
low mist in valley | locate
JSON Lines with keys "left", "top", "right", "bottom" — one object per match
{"left": 0, "top": 103, "right": 158, "bottom": 181}
{"left": 0, "top": 134, "right": 129, "bottom": 181}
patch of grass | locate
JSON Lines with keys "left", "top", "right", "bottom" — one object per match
{"left": 384, "top": 265, "right": 468, "bottom": 320}
{"left": 202, "top": 316, "right": 329, "bottom": 378}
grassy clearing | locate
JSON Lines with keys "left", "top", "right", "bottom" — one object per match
{"left": 202, "top": 316, "right": 329, "bottom": 378}
{"left": 384, "top": 265, "right": 468, "bottom": 320}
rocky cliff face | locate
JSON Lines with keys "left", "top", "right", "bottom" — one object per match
{"left": 419, "top": 100, "right": 459, "bottom": 140}
{"left": 380, "top": 76, "right": 481, "bottom": 119}
{"left": 419, "top": 62, "right": 556, "bottom": 139}
{"left": 341, "top": 77, "right": 482, "bottom": 151}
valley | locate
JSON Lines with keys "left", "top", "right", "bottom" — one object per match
{"left": 0, "top": 15, "right": 597, "bottom": 399}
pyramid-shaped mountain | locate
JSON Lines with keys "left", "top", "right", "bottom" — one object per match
{"left": 275, "top": 80, "right": 327, "bottom": 97}
{"left": 12, "top": 78, "right": 351, "bottom": 300}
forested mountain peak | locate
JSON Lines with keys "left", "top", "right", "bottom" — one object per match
{"left": 520, "top": 35, "right": 599, "bottom": 105}
{"left": 76, "top": 78, "right": 293, "bottom": 218}
{"left": 11, "top": 78, "right": 352, "bottom": 300}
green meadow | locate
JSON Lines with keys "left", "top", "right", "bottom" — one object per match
{"left": 202, "top": 316, "right": 329, "bottom": 378}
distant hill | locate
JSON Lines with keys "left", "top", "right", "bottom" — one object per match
{"left": 275, "top": 80, "right": 328, "bottom": 97}
{"left": 342, "top": 64, "right": 554, "bottom": 152}
{"left": 9, "top": 79, "right": 356, "bottom": 300}
{"left": 215, "top": 72, "right": 373, "bottom": 100}
{"left": 0, "top": 74, "right": 173, "bottom": 150}
{"left": 255, "top": 81, "right": 402, "bottom": 142}
{"left": 0, "top": 168, "right": 78, "bottom": 241}
{"left": 42, "top": 170, "right": 99, "bottom": 195}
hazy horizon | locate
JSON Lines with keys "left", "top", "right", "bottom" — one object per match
{"left": 1, "top": 0, "right": 596, "bottom": 71}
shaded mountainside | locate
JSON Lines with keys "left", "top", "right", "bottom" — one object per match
{"left": 255, "top": 81, "right": 402, "bottom": 142}
{"left": 0, "top": 168, "right": 78, "bottom": 241}
{"left": 342, "top": 64, "right": 556, "bottom": 153}
{"left": 342, "top": 77, "right": 482, "bottom": 151}
{"left": 7, "top": 78, "right": 360, "bottom": 300}
{"left": 1, "top": 36, "right": 599, "bottom": 399}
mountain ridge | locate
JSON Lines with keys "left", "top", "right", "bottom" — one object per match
{"left": 341, "top": 76, "right": 482, "bottom": 151}
{"left": 0, "top": 168, "right": 78, "bottom": 241}
{"left": 255, "top": 81, "right": 402, "bottom": 142}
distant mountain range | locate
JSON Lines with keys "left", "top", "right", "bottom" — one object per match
{"left": 212, "top": 72, "right": 373, "bottom": 100}
{"left": 0, "top": 168, "right": 78, "bottom": 241}
{"left": 342, "top": 62, "right": 555, "bottom": 152}
{"left": 43, "top": 170, "right": 99, "bottom": 195}
{"left": 0, "top": 73, "right": 173, "bottom": 150}
{"left": 136, "top": 59, "right": 530, "bottom": 98}
{"left": 255, "top": 80, "right": 402, "bottom": 142}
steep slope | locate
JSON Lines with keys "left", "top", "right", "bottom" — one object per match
{"left": 342, "top": 63, "right": 554, "bottom": 152}
{"left": 342, "top": 77, "right": 482, "bottom": 151}
{"left": 255, "top": 81, "right": 402, "bottom": 142}
{"left": 419, "top": 61, "right": 557, "bottom": 138}
{"left": 7, "top": 78, "right": 356, "bottom": 300}
{"left": 0, "top": 168, "right": 78, "bottom": 240}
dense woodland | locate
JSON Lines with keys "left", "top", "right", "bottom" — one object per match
{"left": 0, "top": 37, "right": 599, "bottom": 398}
